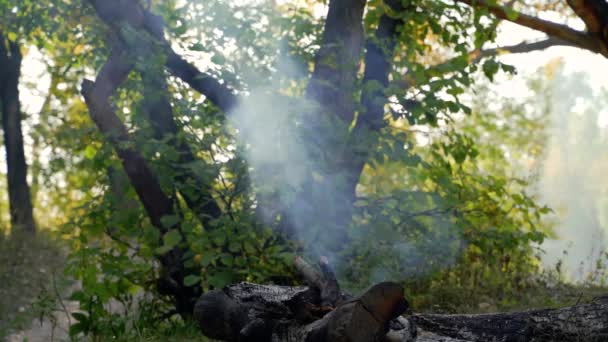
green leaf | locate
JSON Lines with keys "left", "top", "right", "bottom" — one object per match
{"left": 505, "top": 8, "right": 519, "bottom": 21}
{"left": 69, "top": 322, "right": 86, "bottom": 337}
{"left": 7, "top": 31, "right": 17, "bottom": 42}
{"left": 183, "top": 275, "right": 201, "bottom": 287}
{"left": 71, "top": 312, "right": 88, "bottom": 323}
{"left": 200, "top": 253, "right": 215, "bottom": 267}
{"left": 161, "top": 215, "right": 180, "bottom": 229}
{"left": 211, "top": 53, "right": 226, "bottom": 65}
{"left": 83, "top": 145, "right": 97, "bottom": 160}
{"left": 162, "top": 229, "right": 182, "bottom": 249}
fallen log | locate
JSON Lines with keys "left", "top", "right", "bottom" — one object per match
{"left": 412, "top": 295, "right": 608, "bottom": 342}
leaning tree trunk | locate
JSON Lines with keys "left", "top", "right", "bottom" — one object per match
{"left": 0, "top": 32, "right": 36, "bottom": 234}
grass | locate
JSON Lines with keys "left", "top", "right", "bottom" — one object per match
{"left": 404, "top": 258, "right": 608, "bottom": 314}
{"left": 0, "top": 229, "right": 68, "bottom": 339}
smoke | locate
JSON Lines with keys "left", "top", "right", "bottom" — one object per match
{"left": 227, "top": 39, "right": 348, "bottom": 258}
{"left": 538, "top": 69, "right": 608, "bottom": 282}
{"left": 228, "top": 86, "right": 311, "bottom": 220}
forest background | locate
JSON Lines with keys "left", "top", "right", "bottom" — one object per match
{"left": 1, "top": 0, "right": 607, "bottom": 340}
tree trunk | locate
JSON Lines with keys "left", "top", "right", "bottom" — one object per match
{"left": 0, "top": 33, "right": 36, "bottom": 234}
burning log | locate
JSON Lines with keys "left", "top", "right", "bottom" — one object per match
{"left": 293, "top": 256, "right": 345, "bottom": 308}
{"left": 193, "top": 281, "right": 414, "bottom": 342}
{"left": 194, "top": 256, "right": 415, "bottom": 341}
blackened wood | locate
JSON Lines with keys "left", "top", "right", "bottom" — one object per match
{"left": 194, "top": 281, "right": 412, "bottom": 342}
{"left": 194, "top": 280, "right": 608, "bottom": 342}
{"left": 412, "top": 295, "right": 608, "bottom": 342}
{"left": 294, "top": 256, "right": 342, "bottom": 307}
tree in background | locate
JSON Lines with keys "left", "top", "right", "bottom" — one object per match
{"left": 0, "top": 32, "right": 35, "bottom": 234}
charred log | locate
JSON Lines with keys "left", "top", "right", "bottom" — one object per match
{"left": 193, "top": 277, "right": 608, "bottom": 342}
{"left": 194, "top": 281, "right": 413, "bottom": 342}
{"left": 412, "top": 295, "right": 608, "bottom": 342}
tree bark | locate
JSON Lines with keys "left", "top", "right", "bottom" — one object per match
{"left": 0, "top": 33, "right": 36, "bottom": 234}
{"left": 277, "top": 0, "right": 406, "bottom": 251}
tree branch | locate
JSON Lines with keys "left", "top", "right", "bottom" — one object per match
{"left": 81, "top": 42, "right": 199, "bottom": 316}
{"left": 455, "top": 0, "right": 604, "bottom": 56}
{"left": 86, "top": 0, "right": 238, "bottom": 113}
{"left": 80, "top": 44, "right": 173, "bottom": 233}
{"left": 471, "top": 36, "right": 575, "bottom": 61}
{"left": 429, "top": 36, "right": 574, "bottom": 74}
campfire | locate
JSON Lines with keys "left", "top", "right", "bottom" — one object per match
{"left": 194, "top": 256, "right": 414, "bottom": 341}
{"left": 193, "top": 256, "right": 608, "bottom": 342}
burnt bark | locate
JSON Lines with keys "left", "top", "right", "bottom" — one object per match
{"left": 0, "top": 33, "right": 36, "bottom": 234}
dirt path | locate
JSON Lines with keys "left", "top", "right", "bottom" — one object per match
{"left": 5, "top": 283, "right": 81, "bottom": 342}
{"left": 6, "top": 300, "right": 78, "bottom": 342}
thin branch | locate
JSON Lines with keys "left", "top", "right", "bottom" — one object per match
{"left": 138, "top": 64, "right": 223, "bottom": 227}
{"left": 471, "top": 36, "right": 575, "bottom": 61}
{"left": 81, "top": 40, "right": 200, "bottom": 316}
{"left": 455, "top": 0, "right": 604, "bottom": 56}
{"left": 433, "top": 36, "right": 574, "bottom": 73}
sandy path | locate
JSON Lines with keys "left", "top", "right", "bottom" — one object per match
{"left": 6, "top": 299, "right": 79, "bottom": 342}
